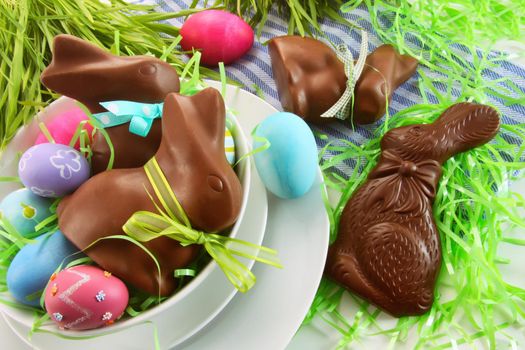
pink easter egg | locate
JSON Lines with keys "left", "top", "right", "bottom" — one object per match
{"left": 44, "top": 265, "right": 129, "bottom": 330}
{"left": 180, "top": 10, "right": 254, "bottom": 66}
{"left": 35, "top": 107, "right": 93, "bottom": 150}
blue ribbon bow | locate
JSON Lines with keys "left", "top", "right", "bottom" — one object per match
{"left": 92, "top": 101, "right": 164, "bottom": 137}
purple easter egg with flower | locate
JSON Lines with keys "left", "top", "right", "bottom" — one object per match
{"left": 18, "top": 143, "right": 90, "bottom": 198}
{"left": 44, "top": 265, "right": 129, "bottom": 330}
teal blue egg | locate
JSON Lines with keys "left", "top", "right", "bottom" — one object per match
{"left": 7, "top": 230, "right": 82, "bottom": 307}
{"left": 253, "top": 112, "right": 318, "bottom": 199}
{"left": 6, "top": 231, "right": 81, "bottom": 306}
{"left": 0, "top": 188, "right": 54, "bottom": 237}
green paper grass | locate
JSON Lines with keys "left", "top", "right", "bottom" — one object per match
{"left": 0, "top": 0, "right": 226, "bottom": 148}
{"left": 342, "top": 0, "right": 525, "bottom": 49}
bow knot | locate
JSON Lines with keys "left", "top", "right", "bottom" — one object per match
{"left": 122, "top": 158, "right": 282, "bottom": 293}
{"left": 92, "top": 101, "right": 164, "bottom": 137}
{"left": 321, "top": 30, "right": 368, "bottom": 120}
{"left": 398, "top": 161, "right": 418, "bottom": 176}
{"left": 366, "top": 150, "right": 442, "bottom": 213}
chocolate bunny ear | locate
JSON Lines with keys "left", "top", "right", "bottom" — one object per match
{"left": 433, "top": 102, "right": 500, "bottom": 158}
{"left": 41, "top": 35, "right": 109, "bottom": 86}
{"left": 158, "top": 88, "right": 226, "bottom": 159}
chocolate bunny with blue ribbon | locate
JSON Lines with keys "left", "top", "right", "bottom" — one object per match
{"left": 41, "top": 34, "right": 181, "bottom": 175}
{"left": 326, "top": 103, "right": 500, "bottom": 317}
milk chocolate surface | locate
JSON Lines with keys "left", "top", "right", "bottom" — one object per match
{"left": 41, "top": 34, "right": 180, "bottom": 174}
{"left": 325, "top": 103, "right": 500, "bottom": 317}
{"left": 268, "top": 36, "right": 418, "bottom": 124}
{"left": 58, "top": 88, "right": 243, "bottom": 296}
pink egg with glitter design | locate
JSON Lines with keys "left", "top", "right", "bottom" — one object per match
{"left": 44, "top": 265, "right": 129, "bottom": 330}
{"left": 35, "top": 107, "right": 93, "bottom": 150}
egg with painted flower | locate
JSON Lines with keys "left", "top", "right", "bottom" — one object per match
{"left": 0, "top": 188, "right": 54, "bottom": 237}
{"left": 44, "top": 265, "right": 129, "bottom": 330}
{"left": 253, "top": 112, "right": 318, "bottom": 199}
{"left": 18, "top": 143, "right": 90, "bottom": 198}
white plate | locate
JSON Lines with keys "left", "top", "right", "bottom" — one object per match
{"left": 170, "top": 87, "right": 330, "bottom": 350}
{"left": 0, "top": 81, "right": 269, "bottom": 349}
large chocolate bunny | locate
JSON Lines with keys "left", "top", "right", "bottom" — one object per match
{"left": 269, "top": 36, "right": 418, "bottom": 124}
{"left": 41, "top": 34, "right": 180, "bottom": 174}
{"left": 57, "top": 88, "right": 243, "bottom": 296}
{"left": 326, "top": 103, "right": 500, "bottom": 317}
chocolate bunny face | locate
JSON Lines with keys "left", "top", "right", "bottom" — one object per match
{"left": 41, "top": 35, "right": 180, "bottom": 175}
{"left": 326, "top": 103, "right": 500, "bottom": 317}
{"left": 155, "top": 88, "right": 243, "bottom": 231}
{"left": 57, "top": 88, "right": 243, "bottom": 295}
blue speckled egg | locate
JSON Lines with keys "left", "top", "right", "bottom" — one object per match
{"left": 253, "top": 112, "right": 318, "bottom": 199}
{"left": 0, "top": 188, "right": 54, "bottom": 237}
{"left": 7, "top": 230, "right": 82, "bottom": 307}
{"left": 18, "top": 143, "right": 90, "bottom": 198}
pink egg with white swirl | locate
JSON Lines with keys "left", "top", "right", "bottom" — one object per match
{"left": 44, "top": 265, "right": 129, "bottom": 330}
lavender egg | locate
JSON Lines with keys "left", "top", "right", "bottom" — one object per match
{"left": 19, "top": 144, "right": 90, "bottom": 198}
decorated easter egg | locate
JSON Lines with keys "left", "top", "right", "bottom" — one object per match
{"left": 225, "top": 124, "right": 236, "bottom": 165}
{"left": 0, "top": 188, "right": 54, "bottom": 237}
{"left": 35, "top": 107, "right": 93, "bottom": 150}
{"left": 180, "top": 10, "right": 254, "bottom": 66}
{"left": 7, "top": 230, "right": 81, "bottom": 307}
{"left": 253, "top": 112, "right": 318, "bottom": 199}
{"left": 18, "top": 143, "right": 90, "bottom": 198}
{"left": 45, "top": 265, "right": 129, "bottom": 330}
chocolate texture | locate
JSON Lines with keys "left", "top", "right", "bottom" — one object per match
{"left": 41, "top": 34, "right": 180, "bottom": 174}
{"left": 57, "top": 88, "right": 243, "bottom": 296}
{"left": 268, "top": 36, "right": 418, "bottom": 124}
{"left": 325, "top": 103, "right": 500, "bottom": 317}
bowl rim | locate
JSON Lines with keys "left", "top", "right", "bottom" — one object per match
{"left": 0, "top": 93, "right": 253, "bottom": 335}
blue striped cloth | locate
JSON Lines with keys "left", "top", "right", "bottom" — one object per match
{"left": 149, "top": 0, "right": 525, "bottom": 175}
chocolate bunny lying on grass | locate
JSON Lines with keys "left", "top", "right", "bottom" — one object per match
{"left": 326, "top": 102, "right": 500, "bottom": 317}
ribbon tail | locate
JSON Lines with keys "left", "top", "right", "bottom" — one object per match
{"left": 220, "top": 236, "right": 283, "bottom": 269}
{"left": 129, "top": 116, "right": 154, "bottom": 137}
{"left": 206, "top": 241, "right": 256, "bottom": 293}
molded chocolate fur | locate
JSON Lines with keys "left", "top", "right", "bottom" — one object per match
{"left": 41, "top": 34, "right": 180, "bottom": 174}
{"left": 57, "top": 88, "right": 243, "bottom": 296}
{"left": 325, "top": 103, "right": 500, "bottom": 317}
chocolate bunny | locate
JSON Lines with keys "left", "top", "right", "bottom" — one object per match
{"left": 57, "top": 88, "right": 243, "bottom": 296}
{"left": 325, "top": 103, "right": 500, "bottom": 317}
{"left": 269, "top": 36, "right": 418, "bottom": 124}
{"left": 41, "top": 34, "right": 180, "bottom": 175}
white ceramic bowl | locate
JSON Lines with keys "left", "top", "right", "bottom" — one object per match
{"left": 0, "top": 86, "right": 267, "bottom": 349}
